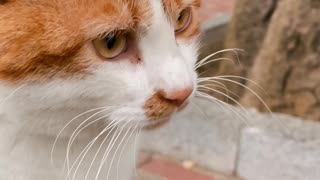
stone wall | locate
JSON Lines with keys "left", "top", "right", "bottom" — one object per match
{"left": 240, "top": 0, "right": 320, "bottom": 121}
{"left": 201, "top": 0, "right": 320, "bottom": 121}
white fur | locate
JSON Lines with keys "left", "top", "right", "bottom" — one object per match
{"left": 0, "top": 0, "right": 199, "bottom": 179}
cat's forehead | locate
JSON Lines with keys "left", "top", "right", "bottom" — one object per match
{"left": 1, "top": 0, "right": 200, "bottom": 33}
{"left": 71, "top": 0, "right": 200, "bottom": 35}
{"left": 26, "top": 0, "right": 200, "bottom": 37}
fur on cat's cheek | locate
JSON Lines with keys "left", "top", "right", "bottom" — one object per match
{"left": 0, "top": 44, "right": 91, "bottom": 83}
{"left": 0, "top": 0, "right": 7, "bottom": 5}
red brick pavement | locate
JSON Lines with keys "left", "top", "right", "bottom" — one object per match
{"left": 140, "top": 158, "right": 216, "bottom": 180}
{"left": 137, "top": 153, "right": 239, "bottom": 180}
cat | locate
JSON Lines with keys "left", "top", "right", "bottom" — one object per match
{"left": 0, "top": 0, "right": 201, "bottom": 179}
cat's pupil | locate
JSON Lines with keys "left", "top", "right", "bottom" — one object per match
{"left": 178, "top": 14, "right": 183, "bottom": 22}
{"left": 105, "top": 36, "right": 116, "bottom": 49}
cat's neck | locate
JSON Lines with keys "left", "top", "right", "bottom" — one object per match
{"left": 0, "top": 105, "right": 138, "bottom": 180}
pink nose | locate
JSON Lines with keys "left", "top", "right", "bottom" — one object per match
{"left": 160, "top": 88, "right": 193, "bottom": 107}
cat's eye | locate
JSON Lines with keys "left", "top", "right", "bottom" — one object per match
{"left": 175, "top": 7, "right": 192, "bottom": 33}
{"left": 93, "top": 33, "right": 127, "bottom": 59}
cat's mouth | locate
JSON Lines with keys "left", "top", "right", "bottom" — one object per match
{"left": 143, "top": 92, "right": 190, "bottom": 130}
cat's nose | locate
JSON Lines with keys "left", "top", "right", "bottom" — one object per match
{"left": 159, "top": 88, "right": 193, "bottom": 107}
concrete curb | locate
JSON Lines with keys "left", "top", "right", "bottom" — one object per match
{"left": 238, "top": 114, "right": 320, "bottom": 180}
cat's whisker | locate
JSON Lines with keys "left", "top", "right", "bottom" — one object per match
{"left": 195, "top": 48, "right": 243, "bottom": 68}
{"left": 198, "top": 81, "right": 240, "bottom": 106}
{"left": 197, "top": 68, "right": 212, "bottom": 78}
{"left": 116, "top": 123, "right": 140, "bottom": 180}
{"left": 202, "top": 77, "right": 271, "bottom": 113}
{"left": 197, "top": 78, "right": 228, "bottom": 89}
{"left": 190, "top": 101, "right": 210, "bottom": 122}
{"left": 68, "top": 124, "right": 117, "bottom": 180}
{"left": 106, "top": 128, "right": 131, "bottom": 180}
{"left": 107, "top": 123, "right": 136, "bottom": 180}
{"left": 195, "top": 58, "right": 234, "bottom": 70}
{"left": 197, "top": 79, "right": 240, "bottom": 103}
{"left": 198, "top": 82, "right": 240, "bottom": 100}
{"left": 65, "top": 107, "right": 116, "bottom": 172}
{"left": 199, "top": 79, "right": 289, "bottom": 130}
{"left": 0, "top": 84, "right": 25, "bottom": 108}
{"left": 196, "top": 92, "right": 251, "bottom": 126}
{"left": 67, "top": 118, "right": 120, "bottom": 180}
{"left": 197, "top": 79, "right": 259, "bottom": 115}
{"left": 204, "top": 75, "right": 268, "bottom": 95}
{"left": 198, "top": 76, "right": 263, "bottom": 94}
{"left": 210, "top": 77, "right": 289, "bottom": 130}
{"left": 66, "top": 107, "right": 117, "bottom": 156}
{"left": 132, "top": 125, "right": 141, "bottom": 177}
{"left": 196, "top": 92, "right": 250, "bottom": 126}
{"left": 106, "top": 121, "right": 131, "bottom": 180}
{"left": 198, "top": 75, "right": 267, "bottom": 111}
{"left": 198, "top": 87, "right": 252, "bottom": 126}
{"left": 83, "top": 118, "right": 126, "bottom": 180}
{"left": 95, "top": 120, "right": 131, "bottom": 180}
{"left": 194, "top": 93, "right": 234, "bottom": 121}
{"left": 51, "top": 106, "right": 115, "bottom": 166}
{"left": 201, "top": 76, "right": 272, "bottom": 118}
{"left": 195, "top": 91, "right": 232, "bottom": 118}
{"left": 197, "top": 85, "right": 249, "bottom": 113}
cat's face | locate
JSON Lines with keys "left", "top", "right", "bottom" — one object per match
{"left": 0, "top": 0, "right": 200, "bottom": 129}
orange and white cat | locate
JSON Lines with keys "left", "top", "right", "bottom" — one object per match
{"left": 0, "top": 0, "right": 201, "bottom": 179}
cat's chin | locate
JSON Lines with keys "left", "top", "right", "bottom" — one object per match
{"left": 142, "top": 101, "right": 190, "bottom": 130}
{"left": 143, "top": 117, "right": 171, "bottom": 130}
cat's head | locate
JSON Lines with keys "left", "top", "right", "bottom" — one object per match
{"left": 0, "top": 0, "right": 201, "bottom": 130}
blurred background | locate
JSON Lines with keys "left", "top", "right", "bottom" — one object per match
{"left": 199, "top": 0, "right": 320, "bottom": 122}
{"left": 138, "top": 0, "right": 320, "bottom": 180}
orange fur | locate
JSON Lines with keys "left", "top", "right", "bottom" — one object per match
{"left": 162, "top": 0, "right": 184, "bottom": 21}
{"left": 0, "top": 0, "right": 152, "bottom": 83}
{"left": 144, "top": 92, "right": 176, "bottom": 121}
